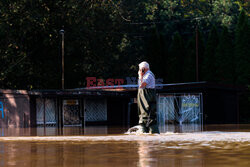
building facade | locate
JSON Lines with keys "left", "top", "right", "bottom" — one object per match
{"left": 0, "top": 82, "right": 245, "bottom": 131}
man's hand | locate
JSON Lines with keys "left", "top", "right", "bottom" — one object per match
{"left": 138, "top": 70, "right": 143, "bottom": 79}
{"left": 138, "top": 68, "right": 147, "bottom": 88}
{"left": 139, "top": 81, "right": 147, "bottom": 88}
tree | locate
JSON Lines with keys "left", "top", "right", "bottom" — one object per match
{"left": 183, "top": 35, "right": 196, "bottom": 82}
{"left": 201, "top": 26, "right": 219, "bottom": 82}
{"left": 235, "top": 10, "right": 250, "bottom": 85}
{"left": 167, "top": 32, "right": 185, "bottom": 83}
{"left": 145, "top": 28, "right": 168, "bottom": 82}
{"left": 214, "top": 27, "right": 235, "bottom": 83}
{"left": 0, "top": 0, "right": 247, "bottom": 89}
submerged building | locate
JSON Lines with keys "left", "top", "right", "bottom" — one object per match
{"left": 0, "top": 82, "right": 245, "bottom": 132}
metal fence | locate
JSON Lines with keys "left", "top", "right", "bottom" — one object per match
{"left": 157, "top": 93, "right": 203, "bottom": 133}
{"left": 84, "top": 98, "right": 107, "bottom": 122}
{"left": 36, "top": 98, "right": 57, "bottom": 126}
{"left": 36, "top": 98, "right": 108, "bottom": 127}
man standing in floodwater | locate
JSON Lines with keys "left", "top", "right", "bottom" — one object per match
{"left": 137, "top": 61, "right": 159, "bottom": 134}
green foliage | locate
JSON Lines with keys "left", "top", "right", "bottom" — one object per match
{"left": 183, "top": 34, "right": 196, "bottom": 82}
{"left": 209, "top": 0, "right": 240, "bottom": 29}
{"left": 235, "top": 10, "right": 250, "bottom": 84}
{"left": 214, "top": 27, "right": 235, "bottom": 83}
{"left": 201, "top": 26, "right": 219, "bottom": 82}
{"left": 0, "top": 0, "right": 249, "bottom": 90}
{"left": 145, "top": 28, "right": 168, "bottom": 81}
{"left": 168, "top": 32, "right": 185, "bottom": 83}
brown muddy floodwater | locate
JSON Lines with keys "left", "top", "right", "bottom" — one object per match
{"left": 1, "top": 125, "right": 250, "bottom": 167}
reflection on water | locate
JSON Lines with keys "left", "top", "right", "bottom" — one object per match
{"left": 1, "top": 140, "right": 250, "bottom": 167}
{"left": 160, "top": 124, "right": 203, "bottom": 133}
{"left": 0, "top": 126, "right": 129, "bottom": 137}
{"left": 138, "top": 141, "right": 157, "bottom": 167}
{"left": 1, "top": 125, "right": 250, "bottom": 167}
{"left": 2, "top": 124, "right": 250, "bottom": 137}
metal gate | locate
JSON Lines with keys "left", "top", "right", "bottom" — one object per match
{"left": 63, "top": 99, "right": 81, "bottom": 126}
{"left": 84, "top": 98, "right": 107, "bottom": 122}
{"left": 36, "top": 98, "right": 57, "bottom": 126}
{"left": 157, "top": 93, "right": 203, "bottom": 133}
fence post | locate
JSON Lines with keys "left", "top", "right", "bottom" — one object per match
{"left": 43, "top": 98, "right": 46, "bottom": 127}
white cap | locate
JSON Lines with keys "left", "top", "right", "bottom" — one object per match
{"left": 139, "top": 61, "right": 150, "bottom": 70}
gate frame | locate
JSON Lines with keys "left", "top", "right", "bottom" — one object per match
{"left": 156, "top": 92, "right": 203, "bottom": 133}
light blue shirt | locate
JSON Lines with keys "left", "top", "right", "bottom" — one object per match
{"left": 138, "top": 70, "right": 155, "bottom": 88}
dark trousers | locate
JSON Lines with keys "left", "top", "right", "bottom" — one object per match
{"left": 137, "top": 88, "right": 159, "bottom": 134}
{"left": 139, "top": 123, "right": 160, "bottom": 134}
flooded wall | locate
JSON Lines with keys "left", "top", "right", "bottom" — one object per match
{"left": 0, "top": 90, "right": 30, "bottom": 128}
{"left": 0, "top": 85, "right": 241, "bottom": 129}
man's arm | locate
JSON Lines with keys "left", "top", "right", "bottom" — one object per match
{"left": 139, "top": 81, "right": 147, "bottom": 88}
